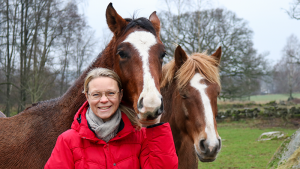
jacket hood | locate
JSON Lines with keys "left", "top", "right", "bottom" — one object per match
{"left": 71, "top": 101, "right": 136, "bottom": 143}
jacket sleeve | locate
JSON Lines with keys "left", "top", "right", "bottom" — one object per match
{"left": 44, "top": 134, "right": 74, "bottom": 169}
{"left": 140, "top": 123, "right": 178, "bottom": 169}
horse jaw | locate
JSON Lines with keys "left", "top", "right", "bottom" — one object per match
{"left": 190, "top": 73, "right": 221, "bottom": 162}
{"left": 123, "top": 31, "right": 162, "bottom": 120}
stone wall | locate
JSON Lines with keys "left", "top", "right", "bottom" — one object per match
{"left": 217, "top": 106, "right": 300, "bottom": 121}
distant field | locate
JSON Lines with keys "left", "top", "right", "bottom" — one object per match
{"left": 219, "top": 93, "right": 300, "bottom": 104}
{"left": 198, "top": 121, "right": 297, "bottom": 169}
{"left": 249, "top": 93, "right": 300, "bottom": 102}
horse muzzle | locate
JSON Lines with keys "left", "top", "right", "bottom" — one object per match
{"left": 195, "top": 138, "right": 222, "bottom": 162}
{"left": 137, "top": 97, "right": 163, "bottom": 121}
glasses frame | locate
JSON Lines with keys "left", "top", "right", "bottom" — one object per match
{"left": 88, "top": 91, "right": 120, "bottom": 100}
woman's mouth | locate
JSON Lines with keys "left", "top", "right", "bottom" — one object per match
{"left": 98, "top": 106, "right": 111, "bottom": 110}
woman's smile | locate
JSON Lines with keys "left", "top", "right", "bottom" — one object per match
{"left": 98, "top": 106, "right": 112, "bottom": 110}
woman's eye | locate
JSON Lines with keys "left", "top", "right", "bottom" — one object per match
{"left": 92, "top": 94, "right": 99, "bottom": 97}
{"left": 107, "top": 92, "right": 115, "bottom": 96}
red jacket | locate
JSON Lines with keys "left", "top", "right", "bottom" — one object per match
{"left": 45, "top": 101, "right": 178, "bottom": 169}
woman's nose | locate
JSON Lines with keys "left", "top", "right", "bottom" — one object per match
{"left": 99, "top": 94, "right": 109, "bottom": 103}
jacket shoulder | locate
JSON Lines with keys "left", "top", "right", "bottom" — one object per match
{"left": 58, "top": 129, "right": 81, "bottom": 148}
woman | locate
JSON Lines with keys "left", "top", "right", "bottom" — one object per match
{"left": 45, "top": 68, "right": 178, "bottom": 169}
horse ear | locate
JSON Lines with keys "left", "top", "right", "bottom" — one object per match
{"left": 106, "top": 3, "right": 128, "bottom": 36}
{"left": 212, "top": 46, "right": 222, "bottom": 65}
{"left": 174, "top": 45, "right": 188, "bottom": 68}
{"left": 149, "top": 11, "right": 161, "bottom": 38}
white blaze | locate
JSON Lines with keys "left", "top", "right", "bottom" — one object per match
{"left": 190, "top": 73, "right": 219, "bottom": 146}
{"left": 123, "top": 31, "right": 162, "bottom": 115}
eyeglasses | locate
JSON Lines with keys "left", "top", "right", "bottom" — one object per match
{"left": 88, "top": 91, "right": 120, "bottom": 100}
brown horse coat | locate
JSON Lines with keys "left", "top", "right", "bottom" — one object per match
{"left": 0, "top": 3, "right": 164, "bottom": 169}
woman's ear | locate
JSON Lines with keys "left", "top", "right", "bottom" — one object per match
{"left": 85, "top": 92, "right": 89, "bottom": 101}
{"left": 119, "top": 89, "right": 123, "bottom": 103}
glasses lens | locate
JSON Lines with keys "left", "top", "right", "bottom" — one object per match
{"left": 90, "top": 93, "right": 101, "bottom": 100}
{"left": 106, "top": 91, "right": 117, "bottom": 99}
{"left": 89, "top": 91, "right": 118, "bottom": 100}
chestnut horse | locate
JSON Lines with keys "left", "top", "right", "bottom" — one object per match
{"left": 160, "top": 45, "right": 222, "bottom": 169}
{"left": 0, "top": 3, "right": 165, "bottom": 169}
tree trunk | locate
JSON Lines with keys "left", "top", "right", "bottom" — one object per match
{"left": 4, "top": 0, "right": 10, "bottom": 117}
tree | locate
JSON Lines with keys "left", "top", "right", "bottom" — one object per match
{"left": 287, "top": 0, "right": 300, "bottom": 20}
{"left": 0, "top": 0, "right": 97, "bottom": 115}
{"left": 0, "top": 0, "right": 19, "bottom": 116}
{"left": 159, "top": 7, "right": 269, "bottom": 99}
{"left": 71, "top": 28, "right": 98, "bottom": 78}
{"left": 56, "top": 2, "right": 98, "bottom": 95}
{"left": 274, "top": 34, "right": 300, "bottom": 99}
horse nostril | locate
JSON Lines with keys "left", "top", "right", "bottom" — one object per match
{"left": 217, "top": 138, "right": 222, "bottom": 152}
{"left": 200, "top": 139, "right": 206, "bottom": 153}
{"left": 157, "top": 98, "right": 164, "bottom": 115}
{"left": 138, "top": 97, "right": 144, "bottom": 109}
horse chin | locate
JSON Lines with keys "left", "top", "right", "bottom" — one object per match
{"left": 137, "top": 110, "right": 161, "bottom": 121}
{"left": 194, "top": 146, "right": 218, "bottom": 163}
{"left": 196, "top": 152, "right": 217, "bottom": 162}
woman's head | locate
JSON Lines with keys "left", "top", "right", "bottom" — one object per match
{"left": 84, "top": 68, "right": 123, "bottom": 122}
{"left": 83, "top": 68, "right": 140, "bottom": 128}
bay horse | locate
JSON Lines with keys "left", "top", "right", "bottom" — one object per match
{"left": 0, "top": 3, "right": 165, "bottom": 169}
{"left": 160, "top": 45, "right": 222, "bottom": 169}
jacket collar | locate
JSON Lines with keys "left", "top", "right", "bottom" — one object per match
{"left": 71, "top": 101, "right": 136, "bottom": 143}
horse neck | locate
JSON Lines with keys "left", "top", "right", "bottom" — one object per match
{"left": 59, "top": 40, "right": 115, "bottom": 110}
{"left": 161, "top": 82, "right": 178, "bottom": 122}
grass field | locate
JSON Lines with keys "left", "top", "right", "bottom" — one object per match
{"left": 249, "top": 93, "right": 300, "bottom": 102}
{"left": 218, "top": 93, "right": 300, "bottom": 104}
{"left": 198, "top": 120, "right": 297, "bottom": 169}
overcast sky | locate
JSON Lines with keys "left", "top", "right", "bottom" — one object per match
{"left": 83, "top": 0, "right": 300, "bottom": 65}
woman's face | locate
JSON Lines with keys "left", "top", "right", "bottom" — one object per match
{"left": 85, "top": 77, "right": 123, "bottom": 122}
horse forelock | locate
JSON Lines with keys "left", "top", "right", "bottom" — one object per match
{"left": 123, "top": 17, "right": 156, "bottom": 37}
{"left": 161, "top": 52, "right": 221, "bottom": 90}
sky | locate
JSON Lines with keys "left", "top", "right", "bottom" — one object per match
{"left": 82, "top": 0, "right": 300, "bottom": 65}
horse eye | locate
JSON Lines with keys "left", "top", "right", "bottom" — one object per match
{"left": 160, "top": 52, "right": 166, "bottom": 59}
{"left": 180, "top": 93, "right": 188, "bottom": 99}
{"left": 117, "top": 51, "right": 127, "bottom": 59}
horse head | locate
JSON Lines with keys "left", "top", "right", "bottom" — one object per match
{"left": 105, "top": 3, "right": 164, "bottom": 122}
{"left": 161, "top": 45, "right": 222, "bottom": 163}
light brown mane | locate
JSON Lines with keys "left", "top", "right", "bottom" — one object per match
{"left": 161, "top": 52, "right": 221, "bottom": 89}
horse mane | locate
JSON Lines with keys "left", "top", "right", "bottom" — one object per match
{"left": 23, "top": 98, "right": 60, "bottom": 112}
{"left": 161, "top": 52, "right": 221, "bottom": 90}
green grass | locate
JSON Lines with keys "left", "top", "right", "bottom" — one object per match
{"left": 249, "top": 93, "right": 300, "bottom": 102}
{"left": 198, "top": 122, "right": 297, "bottom": 169}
